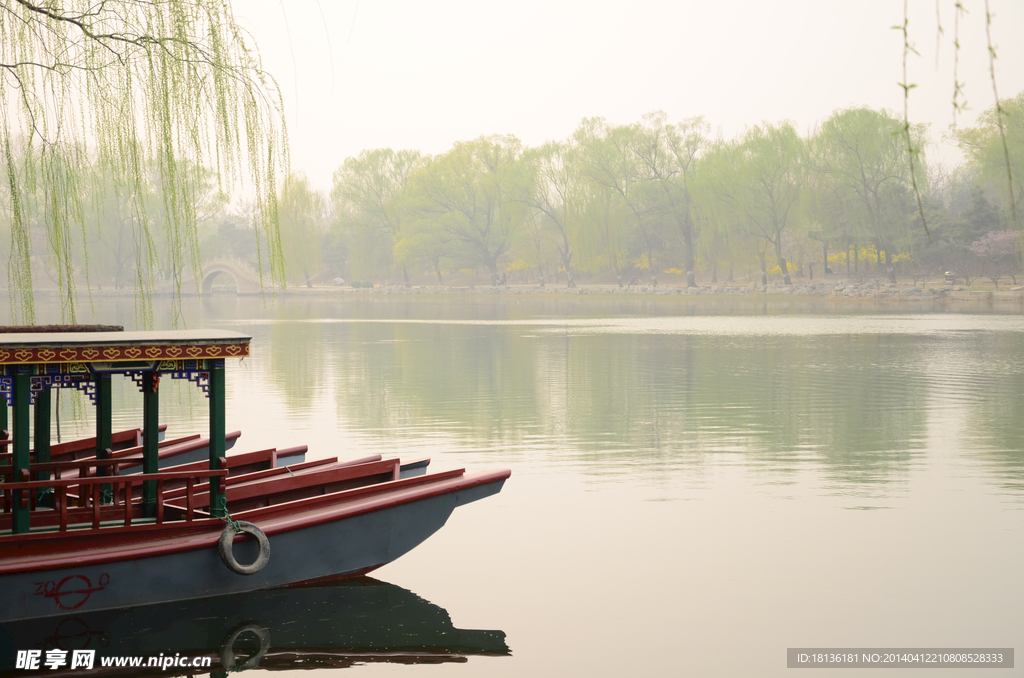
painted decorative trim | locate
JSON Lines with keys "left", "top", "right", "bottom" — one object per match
{"left": 171, "top": 370, "right": 210, "bottom": 397}
{"left": 0, "top": 359, "right": 224, "bottom": 404}
{"left": 0, "top": 343, "right": 249, "bottom": 365}
{"left": 72, "top": 379, "right": 99, "bottom": 405}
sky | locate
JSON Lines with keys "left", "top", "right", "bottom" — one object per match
{"left": 233, "top": 0, "right": 1024, "bottom": 193}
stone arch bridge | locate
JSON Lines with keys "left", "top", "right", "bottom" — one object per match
{"left": 198, "top": 258, "right": 268, "bottom": 294}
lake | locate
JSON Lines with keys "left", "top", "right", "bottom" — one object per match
{"left": 12, "top": 295, "right": 1024, "bottom": 676}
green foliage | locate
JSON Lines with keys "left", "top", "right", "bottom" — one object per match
{"left": 203, "top": 211, "right": 259, "bottom": 263}
{"left": 811, "top": 107, "right": 922, "bottom": 279}
{"left": 332, "top": 148, "right": 422, "bottom": 283}
{"left": 695, "top": 123, "right": 805, "bottom": 285}
{"left": 956, "top": 92, "right": 1024, "bottom": 222}
{"left": 278, "top": 173, "right": 325, "bottom": 288}
{"left": 0, "top": 0, "right": 287, "bottom": 324}
{"left": 404, "top": 135, "right": 525, "bottom": 285}
{"left": 518, "top": 141, "right": 582, "bottom": 286}
{"left": 329, "top": 99, "right": 1022, "bottom": 287}
{"left": 640, "top": 113, "right": 709, "bottom": 286}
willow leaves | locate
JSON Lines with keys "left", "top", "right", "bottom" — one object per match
{"left": 0, "top": 0, "right": 287, "bottom": 324}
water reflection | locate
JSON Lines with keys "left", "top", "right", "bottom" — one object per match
{"left": 13, "top": 297, "right": 1024, "bottom": 499}
{"left": 323, "top": 322, "right": 938, "bottom": 489}
{"left": 940, "top": 331, "right": 1024, "bottom": 493}
{"left": 0, "top": 578, "right": 509, "bottom": 675}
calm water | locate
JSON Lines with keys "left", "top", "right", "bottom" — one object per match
{"left": 16, "top": 296, "right": 1024, "bottom": 676}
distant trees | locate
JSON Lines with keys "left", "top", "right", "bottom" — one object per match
{"left": 649, "top": 115, "right": 709, "bottom": 288}
{"left": 908, "top": 176, "right": 1012, "bottom": 285}
{"left": 278, "top": 174, "right": 326, "bottom": 288}
{"left": 813, "top": 108, "right": 922, "bottom": 281}
{"left": 332, "top": 149, "right": 422, "bottom": 284}
{"left": 405, "top": 136, "right": 525, "bottom": 286}
{"left": 3, "top": 8, "right": 1020, "bottom": 299}
{"left": 970, "top": 231, "right": 1020, "bottom": 286}
{"left": 955, "top": 92, "right": 1024, "bottom": 220}
{"left": 730, "top": 123, "right": 805, "bottom": 286}
{"left": 518, "top": 141, "right": 580, "bottom": 287}
{"left": 691, "top": 124, "right": 804, "bottom": 286}
{"left": 321, "top": 97, "right": 1022, "bottom": 288}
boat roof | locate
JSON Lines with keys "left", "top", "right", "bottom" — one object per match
{"left": 0, "top": 330, "right": 250, "bottom": 365}
{"left": 0, "top": 329, "right": 250, "bottom": 347}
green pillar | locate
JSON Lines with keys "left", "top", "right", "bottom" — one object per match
{"left": 95, "top": 374, "right": 112, "bottom": 502}
{"left": 142, "top": 371, "right": 160, "bottom": 516}
{"left": 34, "top": 387, "right": 51, "bottom": 466}
{"left": 208, "top": 360, "right": 225, "bottom": 517}
{"left": 0, "top": 392, "right": 7, "bottom": 466}
{"left": 0, "top": 390, "right": 7, "bottom": 438}
{"left": 11, "top": 368, "right": 31, "bottom": 534}
{"left": 34, "top": 386, "right": 51, "bottom": 506}
{"left": 95, "top": 374, "right": 112, "bottom": 460}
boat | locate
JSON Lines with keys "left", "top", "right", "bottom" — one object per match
{"left": 0, "top": 427, "right": 246, "bottom": 475}
{"left": 0, "top": 577, "right": 508, "bottom": 675}
{"left": 0, "top": 328, "right": 510, "bottom": 623}
{"left": 0, "top": 423, "right": 168, "bottom": 457}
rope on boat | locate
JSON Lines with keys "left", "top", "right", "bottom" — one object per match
{"left": 218, "top": 496, "right": 240, "bottom": 532}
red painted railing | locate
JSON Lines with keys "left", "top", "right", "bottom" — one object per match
{"left": 0, "top": 455, "right": 144, "bottom": 484}
{"left": 0, "top": 468, "right": 229, "bottom": 533}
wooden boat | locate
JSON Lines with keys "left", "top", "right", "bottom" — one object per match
{"left": 0, "top": 577, "right": 508, "bottom": 675}
{"left": 0, "top": 429, "right": 246, "bottom": 475}
{"left": 0, "top": 329, "right": 509, "bottom": 623}
{"left": 0, "top": 423, "right": 167, "bottom": 456}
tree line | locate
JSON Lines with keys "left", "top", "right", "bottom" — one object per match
{"left": 323, "top": 94, "right": 1023, "bottom": 288}
{"left": 3, "top": 94, "right": 1022, "bottom": 294}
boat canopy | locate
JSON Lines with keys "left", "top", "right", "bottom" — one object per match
{"left": 0, "top": 328, "right": 248, "bottom": 533}
{"left": 0, "top": 329, "right": 250, "bottom": 365}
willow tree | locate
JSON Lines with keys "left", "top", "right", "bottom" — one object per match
{"left": 570, "top": 169, "right": 630, "bottom": 287}
{"left": 573, "top": 118, "right": 659, "bottom": 275}
{"left": 813, "top": 108, "right": 922, "bottom": 281}
{"left": 693, "top": 125, "right": 804, "bottom": 286}
{"left": 332, "top": 148, "right": 422, "bottom": 285}
{"left": 956, "top": 92, "right": 1024, "bottom": 223}
{"left": 732, "top": 123, "right": 805, "bottom": 286}
{"left": 278, "top": 173, "right": 324, "bottom": 288}
{"left": 692, "top": 140, "right": 755, "bottom": 283}
{"left": 407, "top": 135, "right": 524, "bottom": 286}
{"left": 518, "top": 141, "right": 581, "bottom": 287}
{"left": 630, "top": 112, "right": 708, "bottom": 288}
{"left": 0, "top": 0, "right": 287, "bottom": 325}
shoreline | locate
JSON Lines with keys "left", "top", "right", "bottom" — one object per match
{"left": 292, "top": 280, "right": 1023, "bottom": 303}
{"left": 26, "top": 280, "right": 1024, "bottom": 307}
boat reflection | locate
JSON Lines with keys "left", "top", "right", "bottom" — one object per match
{"left": 0, "top": 577, "right": 509, "bottom": 674}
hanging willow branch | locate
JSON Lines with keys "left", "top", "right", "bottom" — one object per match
{"left": 982, "top": 0, "right": 1016, "bottom": 223}
{"left": 0, "top": 0, "right": 288, "bottom": 325}
{"left": 951, "top": 1, "right": 966, "bottom": 125}
{"left": 895, "top": 1, "right": 930, "bottom": 239}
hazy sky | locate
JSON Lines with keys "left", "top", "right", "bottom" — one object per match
{"left": 234, "top": 0, "right": 1024, "bottom": 193}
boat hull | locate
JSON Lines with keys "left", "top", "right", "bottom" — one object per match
{"left": 0, "top": 475, "right": 505, "bottom": 622}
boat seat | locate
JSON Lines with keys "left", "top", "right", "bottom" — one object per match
{"left": 189, "top": 458, "right": 404, "bottom": 512}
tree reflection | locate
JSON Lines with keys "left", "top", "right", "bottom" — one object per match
{"left": 328, "top": 319, "right": 933, "bottom": 489}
